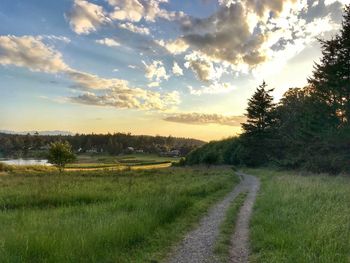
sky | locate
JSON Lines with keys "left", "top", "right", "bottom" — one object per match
{"left": 0, "top": 0, "right": 349, "bottom": 141}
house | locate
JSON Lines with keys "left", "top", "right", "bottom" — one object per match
{"left": 86, "top": 148, "right": 98, "bottom": 153}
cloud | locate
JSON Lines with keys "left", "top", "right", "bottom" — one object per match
{"left": 0, "top": 35, "right": 68, "bottom": 73}
{"left": 96, "top": 38, "right": 120, "bottom": 47}
{"left": 108, "top": 0, "right": 144, "bottom": 22}
{"left": 108, "top": 0, "right": 184, "bottom": 22}
{"left": 164, "top": 112, "right": 246, "bottom": 126}
{"left": 70, "top": 89, "right": 180, "bottom": 110}
{"left": 39, "top": 35, "right": 71, "bottom": 43}
{"left": 143, "top": 60, "right": 169, "bottom": 82}
{"left": 172, "top": 62, "right": 183, "bottom": 76}
{"left": 66, "top": 69, "right": 129, "bottom": 90}
{"left": 156, "top": 38, "right": 189, "bottom": 54}
{"left": 70, "top": 88, "right": 179, "bottom": 110}
{"left": 0, "top": 35, "right": 180, "bottom": 111}
{"left": 185, "top": 52, "right": 224, "bottom": 82}
{"left": 119, "top": 22, "right": 150, "bottom": 35}
{"left": 188, "top": 82, "right": 235, "bottom": 95}
{"left": 180, "top": 3, "right": 267, "bottom": 67}
{"left": 66, "top": 0, "right": 110, "bottom": 34}
{"left": 148, "top": 81, "right": 160, "bottom": 87}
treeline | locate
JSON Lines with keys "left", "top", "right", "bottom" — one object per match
{"left": 186, "top": 5, "right": 350, "bottom": 174}
{"left": 0, "top": 132, "right": 204, "bottom": 158}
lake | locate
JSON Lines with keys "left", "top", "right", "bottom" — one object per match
{"left": 0, "top": 159, "right": 52, "bottom": 166}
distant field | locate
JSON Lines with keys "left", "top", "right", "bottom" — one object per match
{"left": 64, "top": 153, "right": 180, "bottom": 170}
{"left": 0, "top": 167, "right": 238, "bottom": 263}
{"left": 74, "top": 153, "right": 180, "bottom": 163}
{"left": 247, "top": 169, "right": 350, "bottom": 263}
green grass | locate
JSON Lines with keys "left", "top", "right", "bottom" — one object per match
{"left": 65, "top": 163, "right": 121, "bottom": 169}
{"left": 246, "top": 168, "right": 350, "bottom": 263}
{"left": 75, "top": 153, "right": 179, "bottom": 164}
{"left": 64, "top": 153, "right": 179, "bottom": 169}
{"left": 0, "top": 167, "right": 238, "bottom": 263}
{"left": 214, "top": 192, "right": 247, "bottom": 262}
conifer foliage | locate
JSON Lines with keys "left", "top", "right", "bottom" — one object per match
{"left": 186, "top": 5, "right": 350, "bottom": 174}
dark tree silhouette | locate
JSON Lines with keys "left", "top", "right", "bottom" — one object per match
{"left": 242, "top": 81, "right": 275, "bottom": 134}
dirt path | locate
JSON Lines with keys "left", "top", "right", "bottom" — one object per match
{"left": 167, "top": 172, "right": 259, "bottom": 263}
{"left": 230, "top": 173, "right": 260, "bottom": 263}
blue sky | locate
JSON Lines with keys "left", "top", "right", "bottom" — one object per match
{"left": 0, "top": 0, "right": 348, "bottom": 140}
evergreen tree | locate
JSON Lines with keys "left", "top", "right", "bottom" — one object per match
{"left": 339, "top": 5, "right": 350, "bottom": 123}
{"left": 242, "top": 81, "right": 275, "bottom": 134}
{"left": 308, "top": 4, "right": 350, "bottom": 126}
{"left": 241, "top": 81, "right": 276, "bottom": 166}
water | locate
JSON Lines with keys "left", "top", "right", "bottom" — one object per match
{"left": 0, "top": 159, "right": 52, "bottom": 166}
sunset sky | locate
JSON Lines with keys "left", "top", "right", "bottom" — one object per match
{"left": 0, "top": 0, "right": 349, "bottom": 141}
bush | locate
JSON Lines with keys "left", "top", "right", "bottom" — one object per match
{"left": 0, "top": 163, "right": 12, "bottom": 172}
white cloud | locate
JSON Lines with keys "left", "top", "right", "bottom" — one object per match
{"left": 164, "top": 112, "right": 246, "bottom": 126}
{"left": 70, "top": 87, "right": 180, "bottom": 110}
{"left": 156, "top": 38, "right": 189, "bottom": 54}
{"left": 0, "top": 35, "right": 180, "bottom": 111}
{"left": 188, "top": 82, "right": 235, "bottom": 95}
{"left": 39, "top": 35, "right": 71, "bottom": 43}
{"left": 119, "top": 22, "right": 150, "bottom": 35}
{"left": 143, "top": 60, "right": 169, "bottom": 82}
{"left": 185, "top": 52, "right": 224, "bottom": 82}
{"left": 66, "top": 0, "right": 109, "bottom": 35}
{"left": 66, "top": 69, "right": 129, "bottom": 90}
{"left": 96, "top": 38, "right": 120, "bottom": 47}
{"left": 109, "top": 0, "right": 144, "bottom": 22}
{"left": 148, "top": 81, "right": 160, "bottom": 87}
{"left": 108, "top": 0, "right": 184, "bottom": 22}
{"left": 0, "top": 35, "right": 68, "bottom": 73}
{"left": 172, "top": 62, "right": 183, "bottom": 76}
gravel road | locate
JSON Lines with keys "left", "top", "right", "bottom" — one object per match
{"left": 167, "top": 172, "right": 259, "bottom": 263}
{"left": 230, "top": 173, "right": 260, "bottom": 263}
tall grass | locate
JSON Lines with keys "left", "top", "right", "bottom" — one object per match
{"left": 247, "top": 169, "right": 350, "bottom": 263}
{"left": 0, "top": 167, "right": 238, "bottom": 262}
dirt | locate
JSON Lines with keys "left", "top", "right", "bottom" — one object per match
{"left": 167, "top": 172, "right": 259, "bottom": 263}
{"left": 230, "top": 173, "right": 260, "bottom": 263}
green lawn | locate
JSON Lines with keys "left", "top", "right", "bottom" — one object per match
{"left": 0, "top": 167, "right": 238, "bottom": 263}
{"left": 247, "top": 169, "right": 350, "bottom": 263}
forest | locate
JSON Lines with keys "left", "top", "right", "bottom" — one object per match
{"left": 0, "top": 132, "right": 204, "bottom": 158}
{"left": 186, "top": 5, "right": 350, "bottom": 174}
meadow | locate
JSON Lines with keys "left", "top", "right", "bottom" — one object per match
{"left": 0, "top": 166, "right": 238, "bottom": 263}
{"left": 247, "top": 169, "right": 350, "bottom": 263}
{"left": 65, "top": 153, "right": 179, "bottom": 170}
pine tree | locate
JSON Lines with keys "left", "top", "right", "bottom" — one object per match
{"left": 308, "top": 4, "right": 350, "bottom": 126}
{"left": 242, "top": 81, "right": 275, "bottom": 134}
{"left": 240, "top": 81, "right": 276, "bottom": 166}
{"left": 339, "top": 5, "right": 350, "bottom": 123}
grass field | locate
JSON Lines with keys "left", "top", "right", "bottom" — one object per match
{"left": 0, "top": 166, "right": 238, "bottom": 263}
{"left": 64, "top": 153, "right": 180, "bottom": 170}
{"left": 247, "top": 169, "right": 350, "bottom": 263}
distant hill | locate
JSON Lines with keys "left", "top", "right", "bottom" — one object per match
{"left": 0, "top": 130, "right": 74, "bottom": 136}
